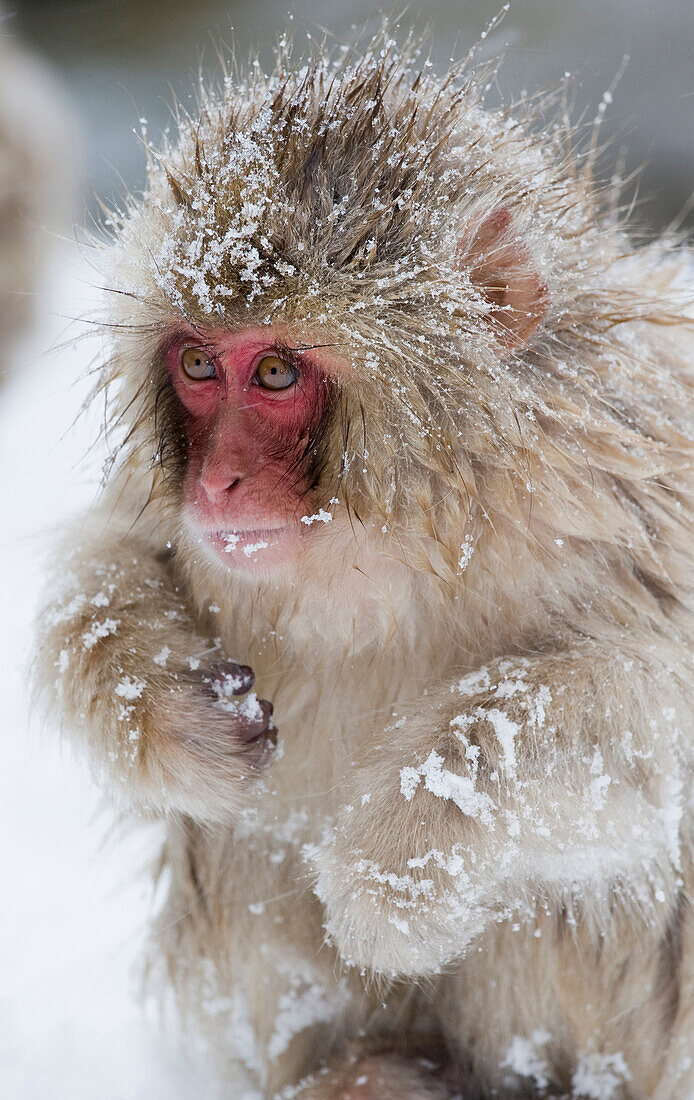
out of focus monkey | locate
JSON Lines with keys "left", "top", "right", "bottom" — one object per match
{"left": 0, "top": 24, "right": 74, "bottom": 368}
{"left": 37, "top": 32, "right": 694, "bottom": 1100}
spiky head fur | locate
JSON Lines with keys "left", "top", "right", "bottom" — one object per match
{"left": 96, "top": 32, "right": 694, "bottom": 659}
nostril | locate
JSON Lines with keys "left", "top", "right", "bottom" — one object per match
{"left": 201, "top": 471, "right": 242, "bottom": 504}
{"left": 218, "top": 476, "right": 241, "bottom": 500}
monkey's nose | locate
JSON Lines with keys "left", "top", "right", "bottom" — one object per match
{"left": 200, "top": 468, "right": 242, "bottom": 507}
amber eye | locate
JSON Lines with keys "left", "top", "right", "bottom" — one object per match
{"left": 181, "top": 347, "right": 216, "bottom": 380}
{"left": 255, "top": 354, "right": 297, "bottom": 391}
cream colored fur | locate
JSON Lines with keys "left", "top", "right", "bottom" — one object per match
{"left": 36, "top": 35, "right": 694, "bottom": 1100}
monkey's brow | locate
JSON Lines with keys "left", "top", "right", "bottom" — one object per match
{"left": 160, "top": 326, "right": 213, "bottom": 351}
{"left": 282, "top": 342, "right": 340, "bottom": 352}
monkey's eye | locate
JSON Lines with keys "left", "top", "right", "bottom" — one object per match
{"left": 181, "top": 347, "right": 217, "bottom": 380}
{"left": 255, "top": 354, "right": 297, "bottom": 391}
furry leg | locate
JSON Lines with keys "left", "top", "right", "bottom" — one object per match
{"left": 285, "top": 1054, "right": 454, "bottom": 1099}
{"left": 653, "top": 866, "right": 694, "bottom": 1099}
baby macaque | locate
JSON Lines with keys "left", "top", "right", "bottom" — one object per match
{"left": 37, "top": 34, "right": 694, "bottom": 1100}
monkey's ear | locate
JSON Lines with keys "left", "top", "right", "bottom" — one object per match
{"left": 457, "top": 208, "right": 548, "bottom": 350}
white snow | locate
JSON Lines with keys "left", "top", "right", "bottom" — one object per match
{"left": 243, "top": 538, "right": 269, "bottom": 557}
{"left": 300, "top": 509, "right": 333, "bottom": 526}
{"left": 571, "top": 1051, "right": 631, "bottom": 1099}
{"left": 0, "top": 247, "right": 210, "bottom": 1099}
{"left": 483, "top": 708, "right": 519, "bottom": 777}
{"left": 457, "top": 532, "right": 475, "bottom": 572}
{"left": 80, "top": 616, "right": 120, "bottom": 649}
{"left": 115, "top": 675, "right": 146, "bottom": 701}
{"left": 266, "top": 964, "right": 350, "bottom": 1061}
{"left": 501, "top": 1030, "right": 551, "bottom": 1090}
{"left": 153, "top": 645, "right": 171, "bottom": 667}
{"left": 400, "top": 749, "right": 496, "bottom": 826}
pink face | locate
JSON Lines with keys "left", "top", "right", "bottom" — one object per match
{"left": 167, "top": 326, "right": 334, "bottom": 570}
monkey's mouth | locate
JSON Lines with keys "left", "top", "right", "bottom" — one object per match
{"left": 203, "top": 525, "right": 299, "bottom": 567}
{"left": 214, "top": 527, "right": 287, "bottom": 551}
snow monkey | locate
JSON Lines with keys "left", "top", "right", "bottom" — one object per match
{"left": 37, "top": 32, "right": 694, "bottom": 1100}
{"left": 0, "top": 20, "right": 74, "bottom": 369}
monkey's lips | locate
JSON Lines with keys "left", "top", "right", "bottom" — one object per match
{"left": 205, "top": 525, "right": 299, "bottom": 567}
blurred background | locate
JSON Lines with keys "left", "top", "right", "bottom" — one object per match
{"left": 7, "top": 0, "right": 694, "bottom": 233}
{"left": 0, "top": 3, "right": 692, "bottom": 1099}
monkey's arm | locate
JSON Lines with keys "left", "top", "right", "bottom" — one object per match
{"left": 36, "top": 511, "right": 275, "bottom": 824}
{"left": 313, "top": 644, "right": 688, "bottom": 976}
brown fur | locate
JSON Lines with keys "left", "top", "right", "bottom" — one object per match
{"left": 36, "top": 32, "right": 694, "bottom": 1099}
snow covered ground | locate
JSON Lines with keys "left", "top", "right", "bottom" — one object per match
{"left": 0, "top": 247, "right": 211, "bottom": 1098}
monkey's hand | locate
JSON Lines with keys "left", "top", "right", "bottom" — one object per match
{"left": 143, "top": 658, "right": 277, "bottom": 821}
{"left": 311, "top": 647, "right": 686, "bottom": 977}
{"left": 36, "top": 522, "right": 276, "bottom": 825}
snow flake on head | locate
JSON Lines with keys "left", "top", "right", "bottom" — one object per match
{"left": 152, "top": 115, "right": 288, "bottom": 315}
{"left": 117, "top": 36, "right": 496, "bottom": 344}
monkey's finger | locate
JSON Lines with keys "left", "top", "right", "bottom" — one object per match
{"left": 195, "top": 660, "right": 256, "bottom": 696}
{"left": 255, "top": 718, "right": 278, "bottom": 750}
{"left": 235, "top": 699, "right": 275, "bottom": 743}
{"left": 241, "top": 719, "right": 278, "bottom": 769}
{"left": 209, "top": 659, "right": 256, "bottom": 693}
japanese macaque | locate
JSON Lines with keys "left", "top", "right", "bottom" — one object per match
{"left": 37, "top": 33, "right": 694, "bottom": 1100}
{"left": 0, "top": 26, "right": 74, "bottom": 366}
